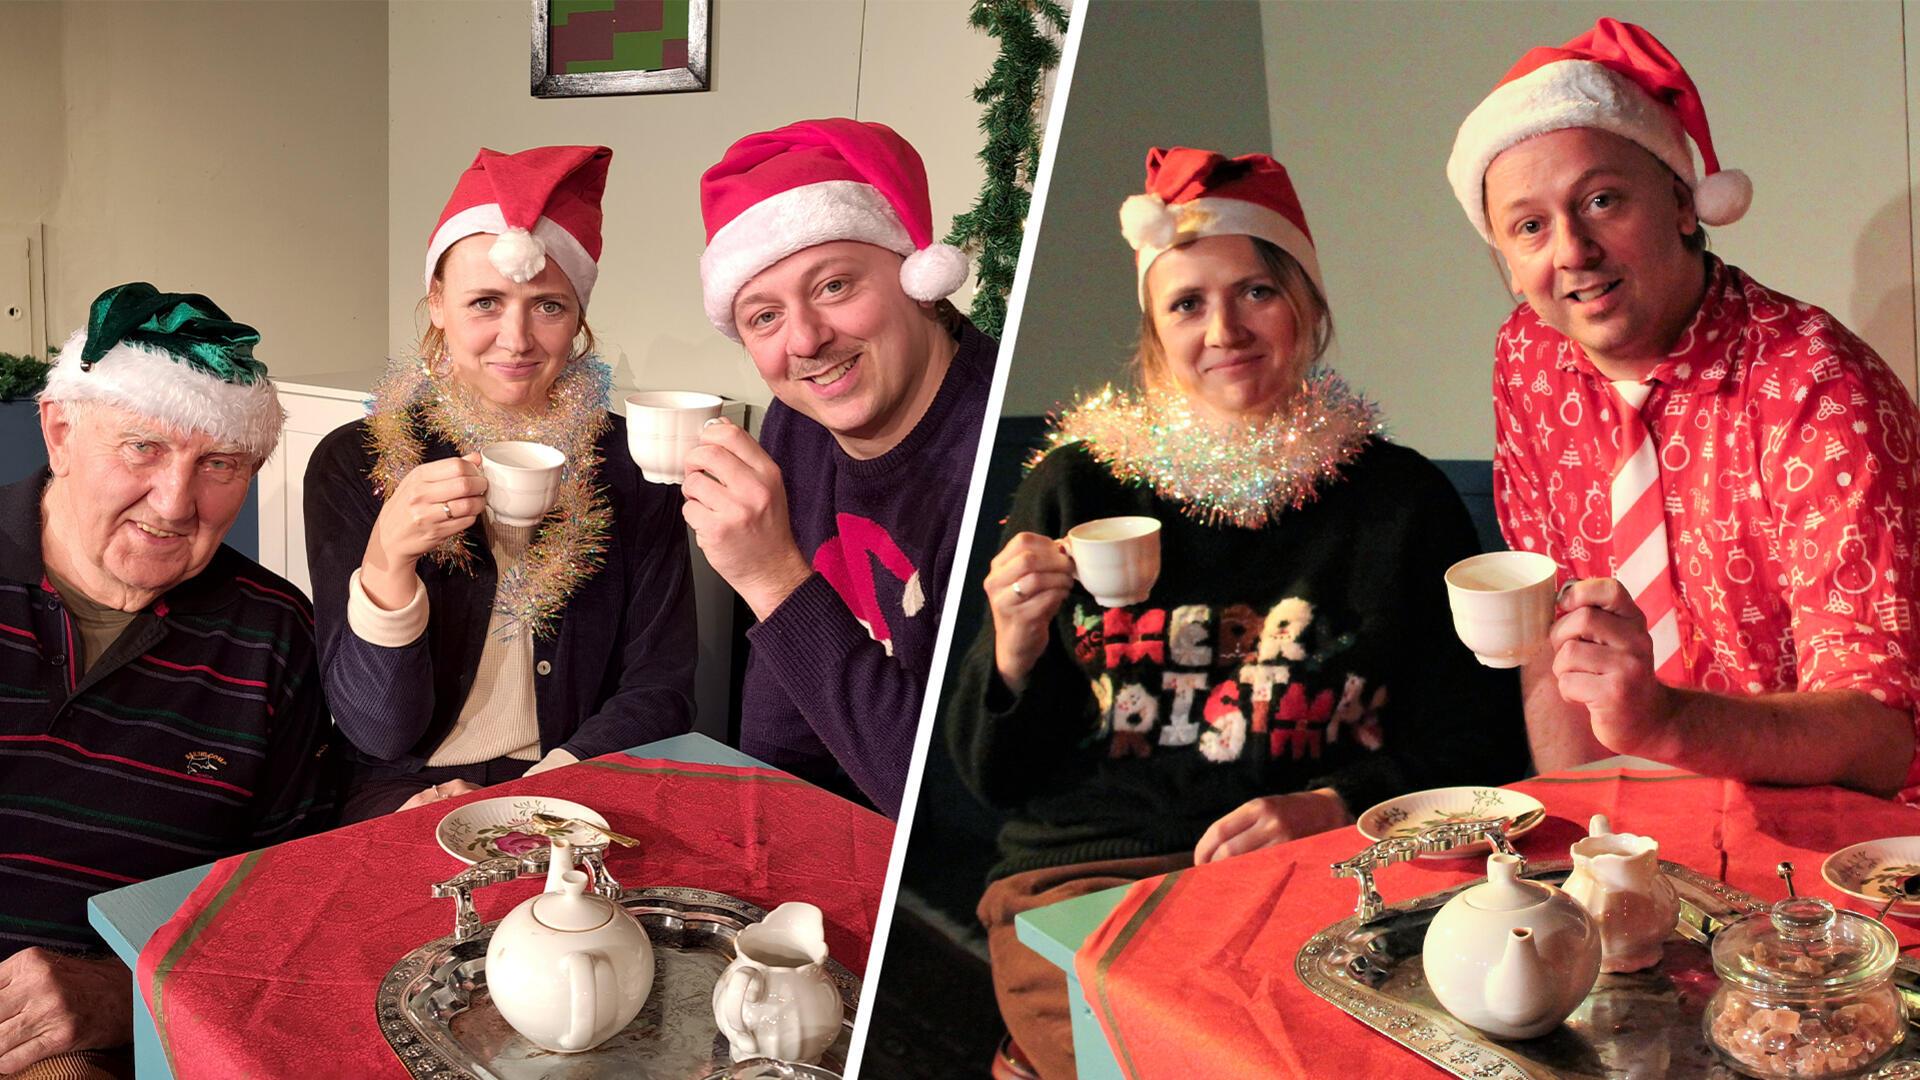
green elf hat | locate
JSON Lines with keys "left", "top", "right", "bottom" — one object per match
{"left": 42, "top": 283, "right": 285, "bottom": 460}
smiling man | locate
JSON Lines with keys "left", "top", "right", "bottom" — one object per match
{"left": 1448, "top": 19, "right": 1920, "bottom": 797}
{"left": 0, "top": 284, "right": 333, "bottom": 1079}
{"left": 692, "top": 118, "right": 998, "bottom": 816}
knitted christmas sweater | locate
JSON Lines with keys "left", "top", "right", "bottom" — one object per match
{"left": 740, "top": 318, "right": 997, "bottom": 817}
{"left": 949, "top": 438, "right": 1527, "bottom": 880}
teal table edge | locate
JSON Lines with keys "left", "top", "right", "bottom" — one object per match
{"left": 86, "top": 732, "right": 766, "bottom": 1079}
{"left": 1011, "top": 755, "right": 1672, "bottom": 1080}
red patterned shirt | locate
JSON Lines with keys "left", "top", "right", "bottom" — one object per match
{"left": 1492, "top": 258, "right": 1920, "bottom": 789}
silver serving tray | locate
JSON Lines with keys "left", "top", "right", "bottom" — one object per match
{"left": 376, "top": 886, "right": 858, "bottom": 1079}
{"left": 1297, "top": 860, "right": 1920, "bottom": 1079}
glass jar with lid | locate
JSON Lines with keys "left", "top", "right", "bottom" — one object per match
{"left": 1705, "top": 896, "right": 1905, "bottom": 1078}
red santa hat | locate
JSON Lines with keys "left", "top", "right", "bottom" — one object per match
{"left": 1119, "top": 147, "right": 1324, "bottom": 309}
{"left": 1447, "top": 17, "right": 1751, "bottom": 243}
{"left": 424, "top": 145, "right": 612, "bottom": 308}
{"left": 699, "top": 118, "right": 970, "bottom": 340}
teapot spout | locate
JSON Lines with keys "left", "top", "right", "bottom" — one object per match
{"left": 1486, "top": 928, "right": 1556, "bottom": 1031}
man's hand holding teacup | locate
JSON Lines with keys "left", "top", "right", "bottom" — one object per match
{"left": 0, "top": 948, "right": 131, "bottom": 1073}
{"left": 682, "top": 418, "right": 812, "bottom": 620}
{"left": 1549, "top": 578, "right": 1677, "bottom": 758}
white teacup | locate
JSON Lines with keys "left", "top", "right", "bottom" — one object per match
{"left": 1444, "top": 551, "right": 1558, "bottom": 668}
{"left": 479, "top": 441, "right": 565, "bottom": 527}
{"left": 626, "top": 391, "right": 724, "bottom": 484}
{"left": 1066, "top": 516, "right": 1161, "bottom": 608}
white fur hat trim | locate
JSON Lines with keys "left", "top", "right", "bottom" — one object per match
{"left": 424, "top": 205, "right": 599, "bottom": 308}
{"left": 700, "top": 180, "right": 915, "bottom": 341}
{"left": 1133, "top": 196, "right": 1326, "bottom": 309}
{"left": 1448, "top": 60, "right": 1697, "bottom": 243}
{"left": 41, "top": 328, "right": 285, "bottom": 462}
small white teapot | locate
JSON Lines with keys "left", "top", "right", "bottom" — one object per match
{"left": 1563, "top": 814, "right": 1679, "bottom": 974}
{"left": 486, "top": 841, "right": 654, "bottom": 1052}
{"left": 712, "top": 902, "right": 845, "bottom": 1064}
{"left": 1423, "top": 852, "right": 1601, "bottom": 1039}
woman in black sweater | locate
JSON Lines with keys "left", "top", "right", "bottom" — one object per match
{"left": 951, "top": 148, "right": 1526, "bottom": 1079}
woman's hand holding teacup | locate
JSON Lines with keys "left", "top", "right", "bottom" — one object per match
{"left": 985, "top": 532, "right": 1076, "bottom": 692}
{"left": 1192, "top": 788, "right": 1352, "bottom": 865}
{"left": 362, "top": 453, "right": 487, "bottom": 609}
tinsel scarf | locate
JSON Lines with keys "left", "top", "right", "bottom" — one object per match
{"left": 1042, "top": 372, "right": 1383, "bottom": 529}
{"left": 365, "top": 354, "right": 613, "bottom": 638}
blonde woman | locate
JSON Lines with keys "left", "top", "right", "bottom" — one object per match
{"left": 305, "top": 146, "right": 695, "bottom": 822}
{"left": 949, "top": 148, "right": 1524, "bottom": 1078}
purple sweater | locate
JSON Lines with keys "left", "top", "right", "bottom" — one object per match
{"left": 740, "top": 318, "right": 997, "bottom": 816}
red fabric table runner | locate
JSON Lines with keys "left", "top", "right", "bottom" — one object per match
{"left": 1071, "top": 769, "right": 1920, "bottom": 1079}
{"left": 134, "top": 753, "right": 893, "bottom": 1079}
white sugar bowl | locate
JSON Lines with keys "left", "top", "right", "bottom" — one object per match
{"left": 486, "top": 866, "right": 655, "bottom": 1052}
{"left": 1423, "top": 853, "right": 1602, "bottom": 1039}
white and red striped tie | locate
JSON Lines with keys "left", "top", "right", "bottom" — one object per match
{"left": 1609, "top": 381, "right": 1688, "bottom": 685}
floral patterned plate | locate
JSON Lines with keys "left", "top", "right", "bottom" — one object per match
{"left": 435, "top": 795, "right": 611, "bottom": 864}
{"left": 1821, "top": 836, "right": 1920, "bottom": 920}
{"left": 1356, "top": 786, "right": 1546, "bottom": 860}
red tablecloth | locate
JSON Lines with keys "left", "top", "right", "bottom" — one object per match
{"left": 135, "top": 753, "right": 893, "bottom": 1079}
{"left": 1071, "top": 768, "right": 1920, "bottom": 1079}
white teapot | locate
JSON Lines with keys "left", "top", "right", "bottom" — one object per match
{"left": 1563, "top": 814, "right": 1678, "bottom": 974}
{"left": 712, "top": 902, "right": 845, "bottom": 1064}
{"left": 1423, "top": 852, "right": 1601, "bottom": 1039}
{"left": 486, "top": 842, "right": 654, "bottom": 1052}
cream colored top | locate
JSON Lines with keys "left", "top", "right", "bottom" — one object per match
{"left": 347, "top": 519, "right": 577, "bottom": 774}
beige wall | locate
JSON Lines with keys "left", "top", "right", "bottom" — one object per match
{"left": 386, "top": 0, "right": 997, "bottom": 407}
{"left": 998, "top": 0, "right": 1275, "bottom": 415}
{"left": 9, "top": 1, "right": 387, "bottom": 378}
{"left": 0, "top": 2, "right": 64, "bottom": 232}
{"left": 1258, "top": 0, "right": 1916, "bottom": 460}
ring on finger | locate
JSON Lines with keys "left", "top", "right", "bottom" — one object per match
{"left": 1011, "top": 580, "right": 1025, "bottom": 598}
{"left": 440, "top": 502, "right": 454, "bottom": 520}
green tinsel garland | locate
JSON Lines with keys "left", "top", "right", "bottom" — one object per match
{"left": 945, "top": 0, "right": 1070, "bottom": 338}
{"left": 0, "top": 351, "right": 51, "bottom": 402}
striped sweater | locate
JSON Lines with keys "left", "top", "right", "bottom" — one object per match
{"left": 0, "top": 472, "right": 337, "bottom": 960}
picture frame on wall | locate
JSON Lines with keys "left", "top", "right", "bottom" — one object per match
{"left": 531, "top": 0, "right": 710, "bottom": 98}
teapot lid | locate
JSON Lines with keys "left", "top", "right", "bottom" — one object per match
{"left": 531, "top": 870, "right": 615, "bottom": 933}
{"left": 1711, "top": 897, "right": 1898, "bottom": 995}
{"left": 1461, "top": 853, "right": 1552, "bottom": 912}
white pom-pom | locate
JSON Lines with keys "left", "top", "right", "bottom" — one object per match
{"left": 488, "top": 227, "right": 548, "bottom": 283}
{"left": 900, "top": 243, "right": 969, "bottom": 301}
{"left": 1119, "top": 194, "right": 1177, "bottom": 251}
{"left": 1693, "top": 169, "right": 1752, "bottom": 227}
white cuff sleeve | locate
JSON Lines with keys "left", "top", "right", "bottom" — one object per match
{"left": 346, "top": 567, "right": 430, "bottom": 647}
{"left": 523, "top": 747, "right": 580, "bottom": 776}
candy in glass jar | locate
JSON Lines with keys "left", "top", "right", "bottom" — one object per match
{"left": 1704, "top": 897, "right": 1904, "bottom": 1078}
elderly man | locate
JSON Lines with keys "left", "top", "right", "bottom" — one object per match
{"left": 688, "top": 118, "right": 998, "bottom": 817}
{"left": 0, "top": 284, "right": 333, "bottom": 1079}
{"left": 1447, "top": 19, "right": 1920, "bottom": 795}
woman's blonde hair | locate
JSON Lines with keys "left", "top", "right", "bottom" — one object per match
{"left": 415, "top": 248, "right": 598, "bottom": 367}
{"left": 1131, "top": 236, "right": 1332, "bottom": 393}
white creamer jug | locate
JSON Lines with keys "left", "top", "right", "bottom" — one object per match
{"left": 712, "top": 901, "right": 844, "bottom": 1063}
{"left": 1563, "top": 813, "right": 1679, "bottom": 973}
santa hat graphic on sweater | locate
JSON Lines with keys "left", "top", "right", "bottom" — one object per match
{"left": 1118, "top": 147, "right": 1325, "bottom": 309}
{"left": 424, "top": 145, "right": 612, "bottom": 308}
{"left": 1447, "top": 17, "right": 1751, "bottom": 243}
{"left": 699, "top": 118, "right": 970, "bottom": 340}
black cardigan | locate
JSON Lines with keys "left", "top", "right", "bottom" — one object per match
{"left": 303, "top": 412, "right": 696, "bottom": 770}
